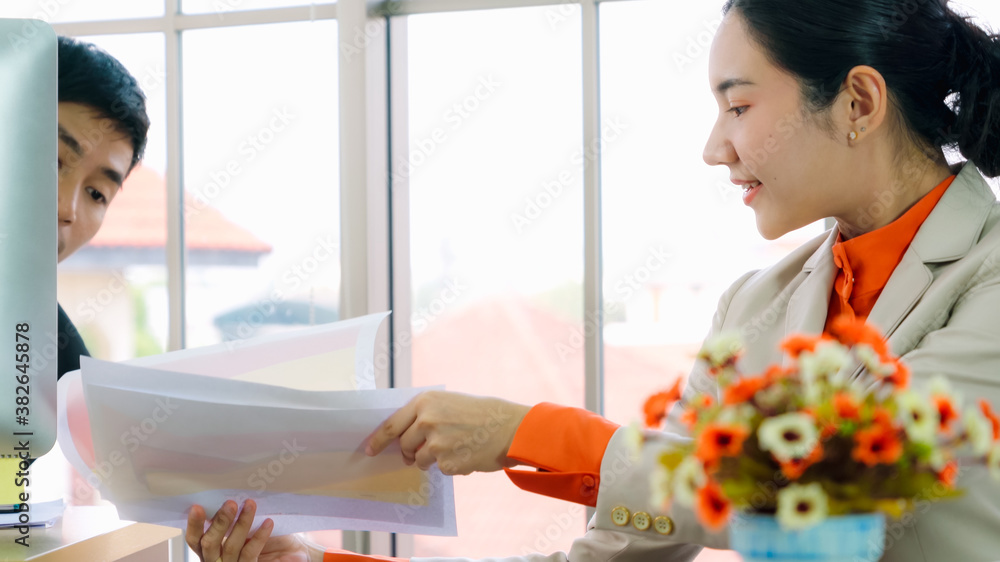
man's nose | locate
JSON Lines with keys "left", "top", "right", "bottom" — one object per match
{"left": 58, "top": 182, "right": 79, "bottom": 224}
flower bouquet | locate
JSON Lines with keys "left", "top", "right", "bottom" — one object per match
{"left": 642, "top": 317, "right": 1000, "bottom": 561}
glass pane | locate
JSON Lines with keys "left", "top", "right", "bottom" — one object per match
{"left": 58, "top": 33, "right": 169, "bottom": 363}
{"left": 50, "top": 33, "right": 169, "bottom": 511}
{"left": 0, "top": 0, "right": 163, "bottom": 23}
{"left": 407, "top": 6, "right": 585, "bottom": 558}
{"left": 599, "top": 2, "right": 824, "bottom": 560}
{"left": 182, "top": 0, "right": 333, "bottom": 15}
{"left": 182, "top": 20, "right": 340, "bottom": 349}
{"left": 182, "top": 19, "right": 340, "bottom": 550}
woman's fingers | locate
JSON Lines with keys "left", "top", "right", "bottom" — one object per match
{"left": 397, "top": 424, "right": 429, "bottom": 465}
{"left": 200, "top": 500, "right": 237, "bottom": 562}
{"left": 366, "top": 400, "right": 418, "bottom": 456}
{"left": 239, "top": 518, "right": 274, "bottom": 562}
{"left": 185, "top": 504, "right": 207, "bottom": 558}
{"left": 221, "top": 500, "right": 257, "bottom": 561}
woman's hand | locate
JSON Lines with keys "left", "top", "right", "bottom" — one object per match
{"left": 186, "top": 500, "right": 318, "bottom": 562}
{"left": 365, "top": 391, "right": 532, "bottom": 475}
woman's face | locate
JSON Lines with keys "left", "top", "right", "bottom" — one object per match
{"left": 703, "top": 12, "right": 850, "bottom": 240}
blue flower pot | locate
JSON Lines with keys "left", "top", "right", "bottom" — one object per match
{"left": 729, "top": 513, "right": 885, "bottom": 561}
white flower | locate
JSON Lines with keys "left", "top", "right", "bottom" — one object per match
{"left": 927, "top": 448, "right": 948, "bottom": 472}
{"left": 698, "top": 332, "right": 744, "bottom": 367}
{"left": 758, "top": 413, "right": 820, "bottom": 463}
{"left": 964, "top": 407, "right": 993, "bottom": 456}
{"left": 988, "top": 444, "right": 1000, "bottom": 483}
{"left": 672, "top": 455, "right": 706, "bottom": 508}
{"left": 928, "top": 375, "right": 963, "bottom": 408}
{"left": 623, "top": 421, "right": 644, "bottom": 463}
{"left": 776, "top": 482, "right": 829, "bottom": 531}
{"left": 799, "top": 341, "right": 851, "bottom": 380}
{"left": 717, "top": 403, "right": 756, "bottom": 426}
{"left": 855, "top": 343, "right": 892, "bottom": 376}
{"left": 896, "top": 391, "right": 939, "bottom": 445}
{"left": 800, "top": 341, "right": 851, "bottom": 403}
{"left": 650, "top": 464, "right": 672, "bottom": 509}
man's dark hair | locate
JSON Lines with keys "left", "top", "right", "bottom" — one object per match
{"left": 57, "top": 36, "right": 150, "bottom": 173}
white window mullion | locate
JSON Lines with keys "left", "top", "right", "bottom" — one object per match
{"left": 582, "top": 0, "right": 604, "bottom": 526}
{"left": 165, "top": 0, "right": 187, "bottom": 352}
{"left": 582, "top": 0, "right": 604, "bottom": 418}
{"left": 386, "top": 13, "right": 413, "bottom": 560}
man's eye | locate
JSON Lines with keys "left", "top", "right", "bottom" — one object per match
{"left": 728, "top": 106, "right": 749, "bottom": 117}
{"left": 87, "top": 187, "right": 107, "bottom": 204}
{"left": 58, "top": 158, "right": 64, "bottom": 170}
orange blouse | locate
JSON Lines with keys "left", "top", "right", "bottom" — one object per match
{"left": 825, "top": 175, "right": 955, "bottom": 330}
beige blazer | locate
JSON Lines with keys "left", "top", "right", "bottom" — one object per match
{"left": 415, "top": 163, "right": 1000, "bottom": 562}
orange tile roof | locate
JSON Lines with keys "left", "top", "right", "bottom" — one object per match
{"left": 88, "top": 165, "right": 272, "bottom": 254}
{"left": 411, "top": 296, "right": 726, "bottom": 558}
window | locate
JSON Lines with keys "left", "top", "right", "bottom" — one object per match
{"left": 407, "top": 6, "right": 586, "bottom": 557}
{"left": 181, "top": 21, "right": 340, "bottom": 349}
{"left": 58, "top": 33, "right": 171, "bottom": 362}
{"left": 182, "top": 0, "right": 335, "bottom": 15}
{"left": 29, "top": 1, "right": 1000, "bottom": 559}
{"left": 0, "top": 0, "right": 163, "bottom": 22}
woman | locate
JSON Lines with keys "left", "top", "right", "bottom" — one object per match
{"left": 187, "top": 0, "right": 1000, "bottom": 560}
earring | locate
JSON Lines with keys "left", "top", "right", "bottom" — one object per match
{"left": 849, "top": 131, "right": 858, "bottom": 140}
{"left": 860, "top": 127, "right": 867, "bottom": 132}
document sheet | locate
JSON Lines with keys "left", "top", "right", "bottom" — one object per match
{"left": 56, "top": 312, "right": 457, "bottom": 536}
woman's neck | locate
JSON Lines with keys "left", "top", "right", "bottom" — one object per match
{"left": 835, "top": 156, "right": 954, "bottom": 240}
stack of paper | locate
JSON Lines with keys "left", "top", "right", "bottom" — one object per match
{"left": 56, "top": 312, "right": 456, "bottom": 536}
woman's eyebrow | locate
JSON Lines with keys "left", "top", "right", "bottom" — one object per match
{"left": 715, "top": 78, "right": 756, "bottom": 96}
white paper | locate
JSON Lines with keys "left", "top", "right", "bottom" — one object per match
{"left": 56, "top": 313, "right": 457, "bottom": 536}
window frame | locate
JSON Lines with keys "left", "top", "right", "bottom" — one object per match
{"left": 50, "top": 0, "right": 622, "bottom": 557}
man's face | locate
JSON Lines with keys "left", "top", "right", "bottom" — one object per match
{"left": 57, "top": 102, "right": 134, "bottom": 263}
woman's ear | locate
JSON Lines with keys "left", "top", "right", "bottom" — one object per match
{"left": 842, "top": 65, "right": 889, "bottom": 139}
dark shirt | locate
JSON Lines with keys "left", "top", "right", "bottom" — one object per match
{"left": 57, "top": 303, "right": 90, "bottom": 379}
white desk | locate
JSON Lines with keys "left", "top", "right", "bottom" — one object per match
{"left": 0, "top": 505, "right": 183, "bottom": 562}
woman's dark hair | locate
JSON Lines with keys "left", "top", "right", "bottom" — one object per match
{"left": 722, "top": 0, "right": 1000, "bottom": 177}
{"left": 57, "top": 36, "right": 149, "bottom": 173}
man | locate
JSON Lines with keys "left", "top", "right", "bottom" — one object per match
{"left": 54, "top": 36, "right": 150, "bottom": 378}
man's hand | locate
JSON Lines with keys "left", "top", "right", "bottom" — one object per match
{"left": 186, "top": 500, "right": 318, "bottom": 562}
{"left": 365, "top": 391, "right": 532, "bottom": 475}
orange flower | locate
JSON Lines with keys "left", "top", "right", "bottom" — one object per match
{"left": 780, "top": 443, "right": 824, "bottom": 480}
{"left": 872, "top": 407, "right": 894, "bottom": 429}
{"left": 932, "top": 394, "right": 960, "bottom": 433}
{"left": 937, "top": 460, "right": 959, "bottom": 488}
{"left": 695, "top": 479, "right": 732, "bottom": 531}
{"left": 834, "top": 392, "right": 861, "bottom": 421}
{"left": 852, "top": 422, "right": 904, "bottom": 466}
{"left": 828, "top": 316, "right": 889, "bottom": 359}
{"left": 882, "top": 358, "right": 910, "bottom": 389}
{"left": 780, "top": 333, "right": 827, "bottom": 358}
{"left": 723, "top": 375, "right": 768, "bottom": 405}
{"left": 695, "top": 423, "right": 750, "bottom": 466}
{"left": 763, "top": 364, "right": 795, "bottom": 383}
{"left": 979, "top": 399, "right": 1000, "bottom": 441}
{"left": 643, "top": 379, "right": 683, "bottom": 428}
{"left": 691, "top": 393, "right": 715, "bottom": 409}
{"left": 681, "top": 408, "right": 699, "bottom": 430}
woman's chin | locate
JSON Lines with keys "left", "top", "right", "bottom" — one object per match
{"left": 755, "top": 218, "right": 787, "bottom": 241}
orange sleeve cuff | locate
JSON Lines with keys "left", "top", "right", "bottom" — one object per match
{"left": 503, "top": 402, "right": 619, "bottom": 507}
{"left": 323, "top": 550, "right": 406, "bottom": 562}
